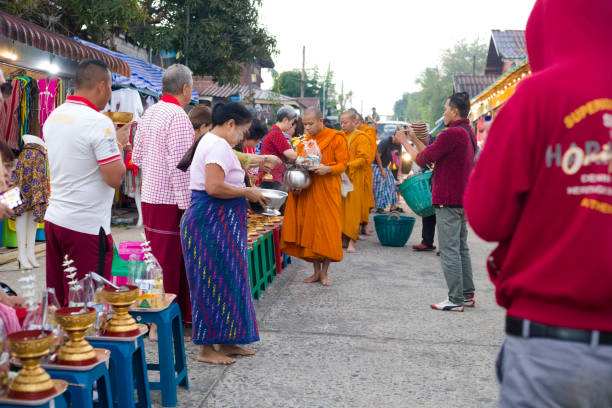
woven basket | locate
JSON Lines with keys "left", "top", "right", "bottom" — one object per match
{"left": 373, "top": 213, "right": 415, "bottom": 247}
{"left": 398, "top": 172, "right": 435, "bottom": 217}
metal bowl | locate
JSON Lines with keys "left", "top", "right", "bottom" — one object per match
{"left": 283, "top": 168, "right": 311, "bottom": 190}
{"left": 260, "top": 189, "right": 288, "bottom": 216}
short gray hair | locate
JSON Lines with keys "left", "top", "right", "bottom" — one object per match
{"left": 276, "top": 105, "right": 297, "bottom": 123}
{"left": 162, "top": 64, "right": 193, "bottom": 95}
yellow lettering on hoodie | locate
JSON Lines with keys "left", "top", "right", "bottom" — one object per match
{"left": 564, "top": 98, "right": 612, "bottom": 129}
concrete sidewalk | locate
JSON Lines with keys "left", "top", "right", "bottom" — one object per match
{"left": 0, "top": 214, "right": 503, "bottom": 407}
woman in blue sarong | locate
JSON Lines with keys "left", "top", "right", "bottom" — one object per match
{"left": 179, "top": 102, "right": 268, "bottom": 365}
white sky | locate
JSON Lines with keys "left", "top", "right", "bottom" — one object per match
{"left": 259, "top": 0, "right": 536, "bottom": 116}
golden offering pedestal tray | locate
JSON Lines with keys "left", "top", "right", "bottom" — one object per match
{"left": 101, "top": 285, "right": 141, "bottom": 337}
{"left": 54, "top": 307, "right": 98, "bottom": 366}
{"left": 6, "top": 330, "right": 55, "bottom": 400}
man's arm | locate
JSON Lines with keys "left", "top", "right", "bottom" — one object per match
{"left": 283, "top": 148, "right": 298, "bottom": 161}
{"left": 100, "top": 160, "right": 126, "bottom": 189}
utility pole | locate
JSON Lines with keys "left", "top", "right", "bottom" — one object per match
{"left": 340, "top": 80, "right": 344, "bottom": 111}
{"left": 472, "top": 55, "right": 476, "bottom": 76}
{"left": 300, "top": 46, "right": 305, "bottom": 98}
{"left": 322, "top": 63, "right": 330, "bottom": 117}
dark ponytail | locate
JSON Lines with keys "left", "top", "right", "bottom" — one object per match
{"left": 212, "top": 102, "right": 252, "bottom": 127}
{"left": 448, "top": 92, "right": 471, "bottom": 118}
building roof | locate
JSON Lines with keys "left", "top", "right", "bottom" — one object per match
{"left": 453, "top": 74, "right": 499, "bottom": 99}
{"left": 193, "top": 78, "right": 302, "bottom": 107}
{"left": 73, "top": 37, "right": 198, "bottom": 101}
{"left": 0, "top": 11, "right": 130, "bottom": 77}
{"left": 491, "top": 30, "right": 526, "bottom": 60}
{"left": 296, "top": 97, "right": 320, "bottom": 109}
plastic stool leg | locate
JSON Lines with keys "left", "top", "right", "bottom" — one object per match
{"left": 95, "top": 368, "right": 113, "bottom": 408}
{"left": 133, "top": 337, "right": 151, "bottom": 408}
{"left": 171, "top": 306, "right": 189, "bottom": 390}
{"left": 157, "top": 316, "right": 177, "bottom": 407}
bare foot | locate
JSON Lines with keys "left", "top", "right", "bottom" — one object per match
{"left": 219, "top": 345, "right": 256, "bottom": 356}
{"left": 184, "top": 336, "right": 192, "bottom": 343}
{"left": 304, "top": 273, "right": 320, "bottom": 283}
{"left": 149, "top": 324, "right": 158, "bottom": 342}
{"left": 197, "top": 346, "right": 236, "bottom": 365}
{"left": 356, "top": 235, "right": 365, "bottom": 240}
{"left": 364, "top": 229, "right": 374, "bottom": 236}
{"left": 320, "top": 278, "right": 333, "bottom": 286}
{"left": 346, "top": 241, "right": 356, "bottom": 253}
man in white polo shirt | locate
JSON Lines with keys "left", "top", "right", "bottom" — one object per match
{"left": 43, "top": 59, "right": 130, "bottom": 306}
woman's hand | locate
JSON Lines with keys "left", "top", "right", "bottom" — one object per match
{"left": 259, "top": 155, "right": 282, "bottom": 173}
{"left": 244, "top": 187, "right": 269, "bottom": 208}
{"left": 0, "top": 203, "right": 13, "bottom": 220}
{"left": 116, "top": 122, "right": 132, "bottom": 148}
{"left": 379, "top": 166, "right": 388, "bottom": 177}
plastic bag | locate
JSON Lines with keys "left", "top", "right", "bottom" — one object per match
{"left": 341, "top": 173, "right": 354, "bottom": 197}
{"left": 296, "top": 139, "right": 322, "bottom": 169}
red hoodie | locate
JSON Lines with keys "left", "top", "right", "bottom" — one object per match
{"left": 464, "top": 0, "right": 612, "bottom": 331}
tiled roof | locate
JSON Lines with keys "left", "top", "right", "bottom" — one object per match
{"left": 453, "top": 75, "right": 499, "bottom": 99}
{"left": 491, "top": 30, "right": 526, "bottom": 60}
{"left": 0, "top": 11, "right": 130, "bottom": 77}
{"left": 194, "top": 80, "right": 300, "bottom": 105}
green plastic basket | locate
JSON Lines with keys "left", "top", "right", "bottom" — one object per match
{"left": 398, "top": 172, "right": 435, "bottom": 217}
{"left": 373, "top": 213, "right": 415, "bottom": 247}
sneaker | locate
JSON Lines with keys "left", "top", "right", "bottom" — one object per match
{"left": 463, "top": 293, "right": 476, "bottom": 307}
{"left": 431, "top": 299, "right": 464, "bottom": 312}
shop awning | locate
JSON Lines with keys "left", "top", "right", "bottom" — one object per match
{"left": 73, "top": 38, "right": 198, "bottom": 101}
{"left": 0, "top": 11, "right": 130, "bottom": 77}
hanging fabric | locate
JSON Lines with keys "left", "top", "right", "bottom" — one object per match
{"left": 1, "top": 78, "right": 22, "bottom": 149}
{"left": 38, "top": 78, "right": 59, "bottom": 140}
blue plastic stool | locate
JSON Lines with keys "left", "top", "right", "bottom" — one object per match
{"left": 0, "top": 393, "right": 68, "bottom": 407}
{"left": 129, "top": 302, "right": 189, "bottom": 407}
{"left": 46, "top": 360, "right": 113, "bottom": 408}
{"left": 282, "top": 253, "right": 292, "bottom": 269}
{"left": 88, "top": 336, "right": 150, "bottom": 408}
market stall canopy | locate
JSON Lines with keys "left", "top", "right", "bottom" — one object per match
{"left": 0, "top": 11, "right": 130, "bottom": 77}
{"left": 73, "top": 37, "right": 198, "bottom": 102}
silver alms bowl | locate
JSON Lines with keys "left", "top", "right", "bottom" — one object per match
{"left": 283, "top": 168, "right": 311, "bottom": 190}
{"left": 260, "top": 189, "right": 289, "bottom": 216}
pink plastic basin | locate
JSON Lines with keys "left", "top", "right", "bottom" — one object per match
{"left": 118, "top": 241, "right": 146, "bottom": 261}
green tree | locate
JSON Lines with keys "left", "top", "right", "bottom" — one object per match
{"left": 273, "top": 67, "right": 341, "bottom": 116}
{"left": 4, "top": 0, "right": 277, "bottom": 84}
{"left": 392, "top": 38, "right": 487, "bottom": 128}
{"left": 131, "top": 0, "right": 277, "bottom": 84}
{"left": 2, "top": 0, "right": 144, "bottom": 47}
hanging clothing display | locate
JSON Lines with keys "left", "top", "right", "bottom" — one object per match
{"left": 105, "top": 88, "right": 144, "bottom": 120}
{"left": 38, "top": 78, "right": 59, "bottom": 139}
{"left": 1, "top": 78, "right": 22, "bottom": 150}
{"left": 12, "top": 140, "right": 49, "bottom": 222}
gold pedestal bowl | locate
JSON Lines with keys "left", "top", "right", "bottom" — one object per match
{"left": 54, "top": 307, "right": 98, "bottom": 366}
{"left": 7, "top": 330, "right": 56, "bottom": 400}
{"left": 101, "top": 285, "right": 140, "bottom": 337}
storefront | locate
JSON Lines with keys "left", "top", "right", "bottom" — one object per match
{"left": 469, "top": 59, "right": 531, "bottom": 144}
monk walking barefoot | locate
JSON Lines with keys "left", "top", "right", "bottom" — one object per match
{"left": 340, "top": 110, "right": 371, "bottom": 254}
{"left": 281, "top": 108, "right": 348, "bottom": 286}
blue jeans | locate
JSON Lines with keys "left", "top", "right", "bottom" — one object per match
{"left": 497, "top": 335, "right": 612, "bottom": 407}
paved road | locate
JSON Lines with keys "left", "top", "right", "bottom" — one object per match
{"left": 0, "top": 213, "right": 503, "bottom": 407}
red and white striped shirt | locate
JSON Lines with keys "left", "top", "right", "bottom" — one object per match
{"left": 133, "top": 95, "right": 194, "bottom": 209}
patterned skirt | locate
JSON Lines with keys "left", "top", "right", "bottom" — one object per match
{"left": 372, "top": 164, "right": 397, "bottom": 209}
{"left": 180, "top": 191, "right": 259, "bottom": 345}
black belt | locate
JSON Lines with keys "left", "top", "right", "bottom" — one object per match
{"left": 506, "top": 316, "right": 612, "bottom": 346}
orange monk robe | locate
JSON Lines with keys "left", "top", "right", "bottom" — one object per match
{"left": 360, "top": 124, "right": 378, "bottom": 222}
{"left": 341, "top": 130, "right": 371, "bottom": 241}
{"left": 281, "top": 127, "right": 349, "bottom": 262}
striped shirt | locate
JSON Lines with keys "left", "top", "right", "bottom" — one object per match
{"left": 132, "top": 95, "right": 194, "bottom": 209}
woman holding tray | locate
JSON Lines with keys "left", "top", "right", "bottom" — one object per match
{"left": 180, "top": 102, "right": 268, "bottom": 365}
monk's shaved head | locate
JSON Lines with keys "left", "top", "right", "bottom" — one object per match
{"left": 341, "top": 110, "right": 358, "bottom": 120}
{"left": 304, "top": 107, "right": 323, "bottom": 119}
{"left": 303, "top": 107, "right": 324, "bottom": 135}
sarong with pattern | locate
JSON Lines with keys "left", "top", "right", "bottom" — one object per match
{"left": 372, "top": 164, "right": 397, "bottom": 209}
{"left": 180, "top": 190, "right": 259, "bottom": 345}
